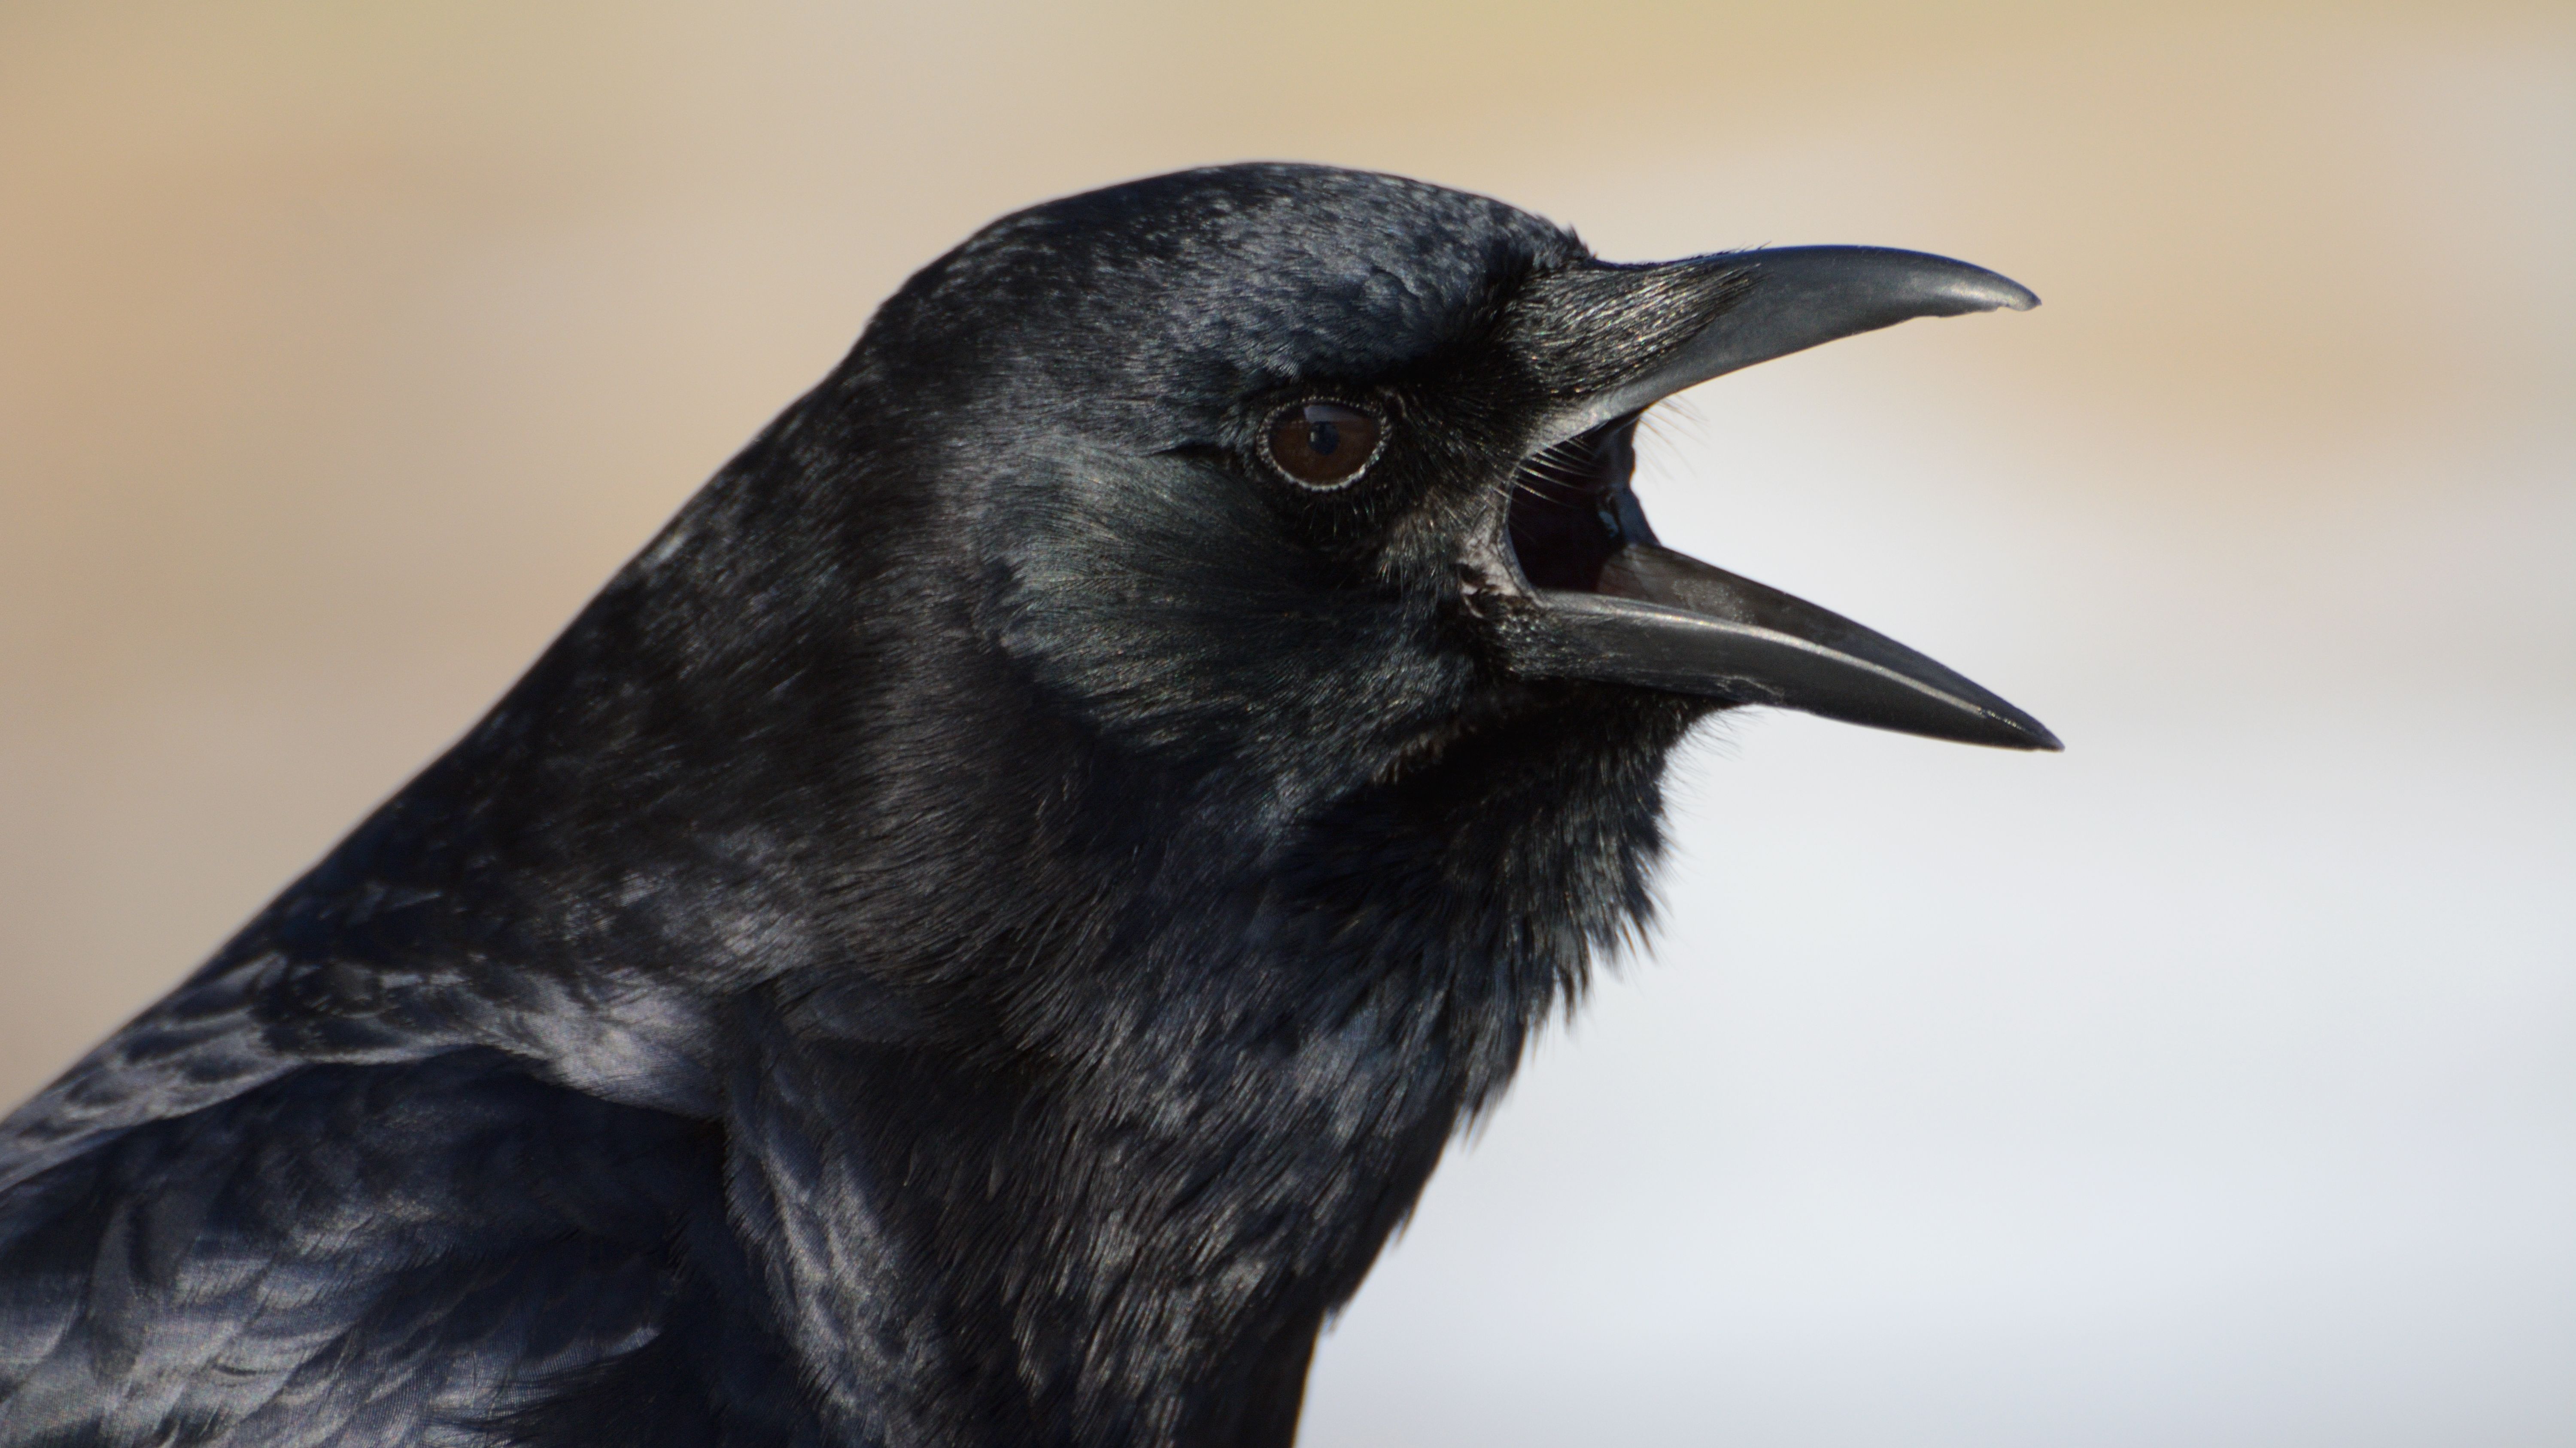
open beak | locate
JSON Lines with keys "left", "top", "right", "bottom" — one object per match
{"left": 1495, "top": 246, "right": 2061, "bottom": 752}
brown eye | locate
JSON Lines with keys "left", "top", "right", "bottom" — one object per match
{"left": 1264, "top": 401, "right": 1383, "bottom": 488}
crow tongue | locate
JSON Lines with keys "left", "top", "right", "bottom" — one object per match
{"left": 1505, "top": 419, "right": 1645, "bottom": 593}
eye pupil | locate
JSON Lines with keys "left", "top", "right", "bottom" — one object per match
{"left": 1267, "top": 401, "right": 1381, "bottom": 487}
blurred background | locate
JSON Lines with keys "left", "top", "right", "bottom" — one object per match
{"left": 2, "top": 2, "right": 2568, "bottom": 1443}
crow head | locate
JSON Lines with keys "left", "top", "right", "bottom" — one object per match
{"left": 504, "top": 160, "right": 2054, "bottom": 1073}
{"left": 822, "top": 165, "right": 2050, "bottom": 829}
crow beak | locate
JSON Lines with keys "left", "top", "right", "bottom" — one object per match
{"left": 1496, "top": 247, "right": 2061, "bottom": 751}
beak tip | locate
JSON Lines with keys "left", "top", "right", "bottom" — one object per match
{"left": 1991, "top": 712, "right": 2064, "bottom": 752}
{"left": 1957, "top": 272, "right": 2039, "bottom": 314}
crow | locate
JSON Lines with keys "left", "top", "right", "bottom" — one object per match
{"left": 0, "top": 164, "right": 2054, "bottom": 1447}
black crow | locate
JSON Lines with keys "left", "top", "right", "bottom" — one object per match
{"left": 0, "top": 164, "right": 2054, "bottom": 1447}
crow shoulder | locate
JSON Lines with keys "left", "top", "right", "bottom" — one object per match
{"left": 0, "top": 1048, "right": 769, "bottom": 1448}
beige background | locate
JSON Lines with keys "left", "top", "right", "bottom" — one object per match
{"left": 3, "top": 3, "right": 2569, "bottom": 1444}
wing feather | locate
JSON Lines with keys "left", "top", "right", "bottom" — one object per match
{"left": 0, "top": 1051, "right": 726, "bottom": 1446}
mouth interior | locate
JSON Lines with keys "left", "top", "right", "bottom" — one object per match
{"left": 1505, "top": 417, "right": 1652, "bottom": 593}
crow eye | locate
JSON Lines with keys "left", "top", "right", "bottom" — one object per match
{"left": 1263, "top": 401, "right": 1383, "bottom": 489}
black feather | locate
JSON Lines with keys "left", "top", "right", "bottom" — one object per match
{"left": 0, "top": 164, "right": 1745, "bottom": 1446}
